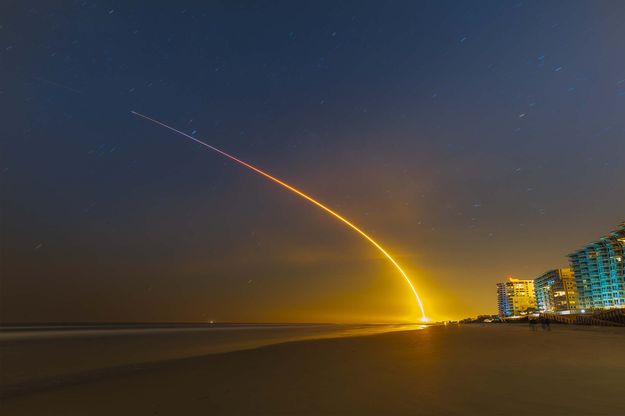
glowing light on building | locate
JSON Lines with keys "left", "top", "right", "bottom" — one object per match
{"left": 568, "top": 222, "right": 625, "bottom": 311}
{"left": 534, "top": 268, "right": 578, "bottom": 314}
{"left": 132, "top": 111, "right": 428, "bottom": 322}
{"left": 496, "top": 277, "right": 537, "bottom": 318}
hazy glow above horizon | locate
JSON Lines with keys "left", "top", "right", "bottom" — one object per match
{"left": 132, "top": 111, "right": 428, "bottom": 322}
{"left": 2, "top": 2, "right": 624, "bottom": 324}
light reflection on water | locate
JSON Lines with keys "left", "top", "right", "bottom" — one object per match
{"left": 0, "top": 324, "right": 428, "bottom": 390}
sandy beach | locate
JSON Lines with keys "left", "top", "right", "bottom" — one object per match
{"left": 1, "top": 324, "right": 624, "bottom": 415}
{"left": 0, "top": 323, "right": 423, "bottom": 389}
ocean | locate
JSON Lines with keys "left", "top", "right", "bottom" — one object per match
{"left": 0, "top": 323, "right": 425, "bottom": 394}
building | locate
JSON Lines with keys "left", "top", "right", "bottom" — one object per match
{"left": 497, "top": 277, "right": 537, "bottom": 318}
{"left": 568, "top": 222, "right": 625, "bottom": 311}
{"left": 534, "top": 268, "right": 578, "bottom": 314}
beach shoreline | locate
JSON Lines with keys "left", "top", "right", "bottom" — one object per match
{"left": 1, "top": 324, "right": 625, "bottom": 415}
{"left": 0, "top": 323, "right": 426, "bottom": 398}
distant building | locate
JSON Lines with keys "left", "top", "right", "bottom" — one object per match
{"left": 497, "top": 277, "right": 537, "bottom": 317}
{"left": 534, "top": 268, "right": 578, "bottom": 314}
{"left": 568, "top": 222, "right": 625, "bottom": 311}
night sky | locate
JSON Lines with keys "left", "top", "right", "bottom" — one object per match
{"left": 1, "top": 1, "right": 624, "bottom": 323}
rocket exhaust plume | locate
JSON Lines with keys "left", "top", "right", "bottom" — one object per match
{"left": 131, "top": 111, "right": 427, "bottom": 322}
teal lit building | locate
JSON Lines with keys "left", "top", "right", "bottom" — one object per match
{"left": 568, "top": 222, "right": 625, "bottom": 311}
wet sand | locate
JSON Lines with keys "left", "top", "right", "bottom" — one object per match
{"left": 1, "top": 324, "right": 624, "bottom": 415}
{"left": 0, "top": 323, "right": 422, "bottom": 389}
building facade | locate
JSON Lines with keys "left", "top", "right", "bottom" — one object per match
{"left": 534, "top": 268, "right": 578, "bottom": 314}
{"left": 497, "top": 277, "right": 537, "bottom": 318}
{"left": 568, "top": 222, "right": 625, "bottom": 311}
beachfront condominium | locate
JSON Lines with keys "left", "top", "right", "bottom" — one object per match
{"left": 568, "top": 222, "right": 625, "bottom": 311}
{"left": 534, "top": 268, "right": 578, "bottom": 314}
{"left": 497, "top": 277, "right": 537, "bottom": 318}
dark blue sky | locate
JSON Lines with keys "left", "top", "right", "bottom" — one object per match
{"left": 1, "top": 1, "right": 624, "bottom": 322}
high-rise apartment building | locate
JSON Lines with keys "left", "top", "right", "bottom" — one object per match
{"left": 497, "top": 277, "right": 537, "bottom": 317}
{"left": 534, "top": 268, "right": 578, "bottom": 314}
{"left": 568, "top": 222, "right": 625, "bottom": 311}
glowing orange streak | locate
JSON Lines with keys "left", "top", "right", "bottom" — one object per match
{"left": 131, "top": 111, "right": 427, "bottom": 321}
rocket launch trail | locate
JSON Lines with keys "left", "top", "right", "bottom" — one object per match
{"left": 131, "top": 111, "right": 427, "bottom": 322}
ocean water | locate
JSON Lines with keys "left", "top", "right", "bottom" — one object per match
{"left": 0, "top": 323, "right": 425, "bottom": 391}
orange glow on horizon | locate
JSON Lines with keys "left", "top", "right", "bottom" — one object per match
{"left": 131, "top": 111, "right": 427, "bottom": 322}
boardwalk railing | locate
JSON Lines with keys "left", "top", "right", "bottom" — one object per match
{"left": 541, "top": 309, "right": 625, "bottom": 327}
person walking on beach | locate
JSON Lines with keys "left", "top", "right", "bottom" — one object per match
{"left": 540, "top": 316, "right": 552, "bottom": 331}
